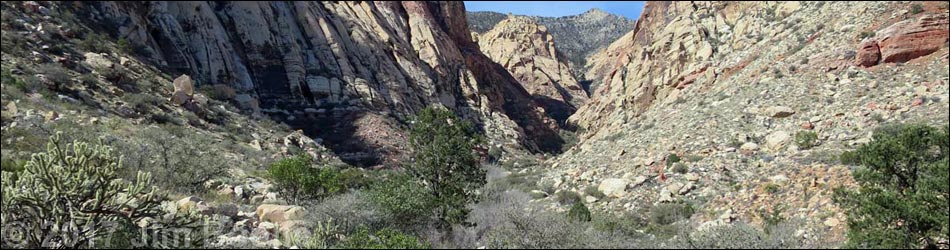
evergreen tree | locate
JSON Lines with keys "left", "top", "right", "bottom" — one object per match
{"left": 835, "top": 124, "right": 949, "bottom": 249}
{"left": 406, "top": 106, "right": 486, "bottom": 227}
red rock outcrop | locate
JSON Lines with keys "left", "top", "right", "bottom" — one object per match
{"left": 855, "top": 40, "right": 881, "bottom": 67}
{"left": 877, "top": 13, "right": 949, "bottom": 64}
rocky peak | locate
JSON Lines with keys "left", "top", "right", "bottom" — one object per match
{"left": 580, "top": 8, "right": 610, "bottom": 19}
{"left": 467, "top": 8, "right": 635, "bottom": 89}
{"left": 477, "top": 16, "right": 587, "bottom": 123}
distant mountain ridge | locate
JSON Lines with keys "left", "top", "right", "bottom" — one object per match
{"left": 467, "top": 8, "right": 636, "bottom": 91}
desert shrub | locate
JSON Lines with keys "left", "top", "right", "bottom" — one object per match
{"left": 567, "top": 202, "right": 592, "bottom": 222}
{"left": 666, "top": 153, "right": 681, "bottom": 167}
{"left": 267, "top": 154, "right": 349, "bottom": 203}
{"left": 910, "top": 4, "right": 924, "bottom": 14}
{"left": 0, "top": 132, "right": 206, "bottom": 248}
{"left": 757, "top": 205, "right": 786, "bottom": 230}
{"left": 559, "top": 129, "right": 579, "bottom": 152}
{"left": 335, "top": 226, "right": 429, "bottom": 249}
{"left": 78, "top": 33, "right": 109, "bottom": 54}
{"left": 555, "top": 190, "right": 582, "bottom": 205}
{"left": 795, "top": 130, "right": 819, "bottom": 149}
{"left": 197, "top": 84, "right": 235, "bottom": 101}
{"left": 309, "top": 191, "right": 392, "bottom": 234}
{"left": 764, "top": 183, "right": 781, "bottom": 194}
{"left": 464, "top": 190, "right": 583, "bottom": 249}
{"left": 672, "top": 162, "right": 689, "bottom": 174}
{"left": 835, "top": 124, "right": 949, "bottom": 249}
{"left": 2, "top": 69, "right": 47, "bottom": 95}
{"left": 407, "top": 107, "right": 485, "bottom": 226}
{"left": 367, "top": 171, "right": 435, "bottom": 229}
{"left": 583, "top": 185, "right": 605, "bottom": 200}
{"left": 267, "top": 154, "right": 317, "bottom": 203}
{"left": 591, "top": 210, "right": 648, "bottom": 237}
{"left": 112, "top": 126, "right": 230, "bottom": 194}
{"left": 124, "top": 93, "right": 163, "bottom": 113}
{"left": 116, "top": 38, "right": 133, "bottom": 55}
{"left": 650, "top": 202, "right": 695, "bottom": 225}
{"left": 678, "top": 222, "right": 804, "bottom": 249}
{"left": 38, "top": 63, "right": 71, "bottom": 88}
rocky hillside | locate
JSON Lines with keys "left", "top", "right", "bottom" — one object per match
{"left": 468, "top": 9, "right": 635, "bottom": 87}
{"left": 68, "top": 1, "right": 563, "bottom": 166}
{"left": 541, "top": 1, "right": 949, "bottom": 243}
{"left": 475, "top": 16, "right": 587, "bottom": 123}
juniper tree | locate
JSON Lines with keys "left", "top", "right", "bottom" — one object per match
{"left": 406, "top": 106, "right": 486, "bottom": 228}
{"left": 835, "top": 124, "right": 949, "bottom": 249}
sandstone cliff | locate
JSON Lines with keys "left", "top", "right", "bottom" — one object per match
{"left": 476, "top": 16, "right": 588, "bottom": 123}
{"left": 548, "top": 1, "right": 949, "bottom": 241}
{"left": 78, "top": 1, "right": 561, "bottom": 165}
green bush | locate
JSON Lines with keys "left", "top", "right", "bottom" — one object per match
{"left": 794, "top": 130, "right": 819, "bottom": 149}
{"left": 267, "top": 154, "right": 346, "bottom": 203}
{"left": 406, "top": 106, "right": 485, "bottom": 226}
{"left": 835, "top": 124, "right": 949, "bottom": 249}
{"left": 336, "top": 226, "right": 429, "bottom": 249}
{"left": 764, "top": 183, "right": 780, "bottom": 194}
{"left": 367, "top": 172, "right": 435, "bottom": 228}
{"left": 672, "top": 163, "right": 689, "bottom": 174}
{"left": 555, "top": 190, "right": 582, "bottom": 205}
{"left": 79, "top": 33, "right": 110, "bottom": 53}
{"left": 567, "top": 202, "right": 592, "bottom": 222}
{"left": 125, "top": 93, "right": 164, "bottom": 113}
{"left": 38, "top": 63, "right": 71, "bottom": 88}
{"left": 584, "top": 185, "right": 605, "bottom": 200}
{"left": 910, "top": 4, "right": 924, "bottom": 14}
{"left": 649, "top": 202, "right": 695, "bottom": 225}
{"left": 666, "top": 153, "right": 681, "bottom": 167}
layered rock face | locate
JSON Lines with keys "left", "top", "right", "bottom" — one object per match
{"left": 476, "top": 16, "right": 588, "bottom": 123}
{"left": 468, "top": 9, "right": 635, "bottom": 88}
{"left": 548, "top": 1, "right": 949, "bottom": 241}
{"left": 82, "top": 1, "right": 560, "bottom": 165}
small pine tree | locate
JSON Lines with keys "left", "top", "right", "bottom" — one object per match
{"left": 406, "top": 106, "right": 486, "bottom": 227}
{"left": 835, "top": 124, "right": 949, "bottom": 249}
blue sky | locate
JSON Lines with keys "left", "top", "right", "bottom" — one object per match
{"left": 464, "top": 1, "right": 645, "bottom": 19}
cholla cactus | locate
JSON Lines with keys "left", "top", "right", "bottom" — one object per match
{"left": 1, "top": 132, "right": 166, "bottom": 248}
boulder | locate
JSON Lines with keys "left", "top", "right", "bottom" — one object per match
{"left": 256, "top": 204, "right": 307, "bottom": 225}
{"left": 598, "top": 178, "right": 630, "bottom": 198}
{"left": 83, "top": 53, "right": 113, "bottom": 69}
{"left": 854, "top": 40, "right": 880, "bottom": 67}
{"left": 195, "top": 201, "right": 215, "bottom": 215}
{"left": 684, "top": 173, "right": 700, "bottom": 182}
{"left": 765, "top": 131, "right": 791, "bottom": 151}
{"left": 877, "top": 13, "right": 949, "bottom": 63}
{"left": 801, "top": 122, "right": 814, "bottom": 130}
{"left": 217, "top": 203, "right": 240, "bottom": 218}
{"left": 678, "top": 182, "right": 695, "bottom": 195}
{"left": 170, "top": 91, "right": 192, "bottom": 105}
{"left": 740, "top": 142, "right": 759, "bottom": 153}
{"left": 173, "top": 75, "right": 195, "bottom": 96}
{"left": 177, "top": 196, "right": 203, "bottom": 213}
{"left": 764, "top": 106, "right": 795, "bottom": 118}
